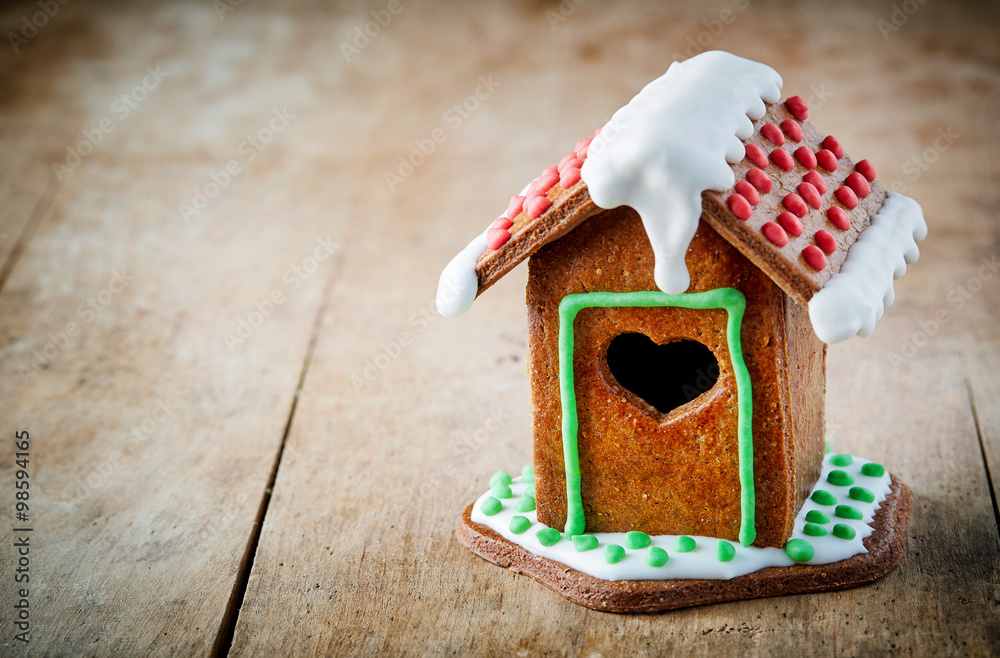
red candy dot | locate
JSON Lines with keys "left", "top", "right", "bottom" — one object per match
{"left": 815, "top": 149, "right": 838, "bottom": 172}
{"left": 558, "top": 152, "right": 576, "bottom": 169}
{"left": 746, "top": 168, "right": 773, "bottom": 193}
{"left": 559, "top": 156, "right": 584, "bottom": 174}
{"left": 803, "top": 170, "right": 827, "bottom": 194}
{"left": 727, "top": 193, "right": 753, "bottom": 220}
{"left": 735, "top": 180, "right": 760, "bottom": 205}
{"left": 835, "top": 185, "right": 859, "bottom": 209}
{"left": 802, "top": 245, "right": 828, "bottom": 270}
{"left": 487, "top": 227, "right": 511, "bottom": 250}
{"left": 783, "top": 193, "right": 808, "bottom": 217}
{"left": 777, "top": 211, "right": 804, "bottom": 237}
{"left": 523, "top": 195, "right": 552, "bottom": 219}
{"left": 797, "top": 182, "right": 822, "bottom": 209}
{"left": 507, "top": 195, "right": 525, "bottom": 218}
{"left": 845, "top": 171, "right": 870, "bottom": 198}
{"left": 827, "top": 206, "right": 851, "bottom": 231}
{"left": 745, "top": 143, "right": 768, "bottom": 169}
{"left": 815, "top": 229, "right": 837, "bottom": 254}
{"left": 780, "top": 119, "right": 803, "bottom": 142}
{"left": 855, "top": 159, "right": 877, "bottom": 182}
{"left": 770, "top": 148, "right": 794, "bottom": 171}
{"left": 794, "top": 146, "right": 817, "bottom": 169}
{"left": 575, "top": 136, "right": 593, "bottom": 155}
{"left": 762, "top": 221, "right": 789, "bottom": 247}
{"left": 559, "top": 167, "right": 581, "bottom": 188}
{"left": 821, "top": 135, "right": 844, "bottom": 159}
{"left": 761, "top": 123, "right": 785, "bottom": 145}
{"left": 785, "top": 96, "right": 809, "bottom": 121}
{"left": 533, "top": 171, "right": 559, "bottom": 194}
{"left": 492, "top": 216, "right": 513, "bottom": 230}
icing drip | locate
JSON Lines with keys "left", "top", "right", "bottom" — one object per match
{"left": 435, "top": 230, "right": 487, "bottom": 317}
{"left": 471, "top": 453, "right": 893, "bottom": 582}
{"left": 581, "top": 51, "right": 783, "bottom": 295}
{"left": 809, "top": 192, "right": 927, "bottom": 343}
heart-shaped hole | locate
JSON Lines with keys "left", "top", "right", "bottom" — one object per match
{"left": 605, "top": 334, "right": 720, "bottom": 415}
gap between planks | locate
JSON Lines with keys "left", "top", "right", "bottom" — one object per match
{"left": 209, "top": 246, "right": 344, "bottom": 657}
{"left": 966, "top": 377, "right": 1000, "bottom": 546}
{"left": 0, "top": 175, "right": 61, "bottom": 296}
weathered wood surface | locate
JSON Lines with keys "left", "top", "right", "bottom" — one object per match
{"left": 1, "top": 0, "right": 998, "bottom": 656}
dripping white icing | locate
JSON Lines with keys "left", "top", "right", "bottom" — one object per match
{"left": 581, "top": 50, "right": 783, "bottom": 294}
{"left": 436, "top": 230, "right": 488, "bottom": 317}
{"left": 809, "top": 192, "right": 927, "bottom": 344}
{"left": 471, "top": 453, "right": 891, "bottom": 582}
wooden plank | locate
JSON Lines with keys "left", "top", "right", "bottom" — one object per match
{"left": 0, "top": 3, "right": 354, "bottom": 654}
{"left": 231, "top": 1, "right": 1000, "bottom": 655}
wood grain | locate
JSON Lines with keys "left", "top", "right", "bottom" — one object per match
{"left": 0, "top": 0, "right": 997, "bottom": 655}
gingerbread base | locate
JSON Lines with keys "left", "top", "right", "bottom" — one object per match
{"left": 457, "top": 476, "right": 912, "bottom": 613}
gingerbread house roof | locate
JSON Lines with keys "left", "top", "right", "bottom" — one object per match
{"left": 436, "top": 51, "right": 927, "bottom": 344}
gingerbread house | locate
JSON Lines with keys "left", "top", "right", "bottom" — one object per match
{"left": 438, "top": 52, "right": 926, "bottom": 560}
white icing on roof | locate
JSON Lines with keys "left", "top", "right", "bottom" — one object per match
{"left": 581, "top": 51, "right": 783, "bottom": 294}
{"left": 436, "top": 230, "right": 487, "bottom": 318}
{"left": 809, "top": 192, "right": 927, "bottom": 343}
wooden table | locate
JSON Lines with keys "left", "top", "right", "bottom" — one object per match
{"left": 1, "top": 0, "right": 998, "bottom": 654}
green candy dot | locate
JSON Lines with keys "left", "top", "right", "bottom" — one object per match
{"left": 604, "top": 544, "right": 626, "bottom": 564}
{"left": 674, "top": 536, "right": 697, "bottom": 553}
{"left": 861, "top": 462, "right": 885, "bottom": 478}
{"left": 536, "top": 527, "right": 561, "bottom": 547}
{"left": 835, "top": 504, "right": 863, "bottom": 520}
{"left": 524, "top": 483, "right": 535, "bottom": 498}
{"left": 515, "top": 495, "right": 536, "bottom": 513}
{"left": 646, "top": 546, "right": 669, "bottom": 567}
{"left": 830, "top": 453, "right": 854, "bottom": 467}
{"left": 825, "top": 441, "right": 831, "bottom": 454}
{"left": 481, "top": 496, "right": 502, "bottom": 516}
{"left": 827, "top": 470, "right": 855, "bottom": 487}
{"left": 785, "top": 538, "right": 815, "bottom": 562}
{"left": 805, "top": 510, "right": 830, "bottom": 524}
{"left": 803, "top": 522, "right": 828, "bottom": 537}
{"left": 491, "top": 483, "right": 513, "bottom": 499}
{"left": 811, "top": 490, "right": 837, "bottom": 506}
{"left": 625, "top": 531, "right": 651, "bottom": 550}
{"left": 521, "top": 463, "right": 534, "bottom": 483}
{"left": 716, "top": 540, "right": 736, "bottom": 562}
{"left": 832, "top": 523, "right": 857, "bottom": 540}
{"left": 489, "top": 470, "right": 512, "bottom": 488}
{"left": 572, "top": 534, "right": 599, "bottom": 552}
{"left": 849, "top": 486, "right": 875, "bottom": 503}
{"left": 509, "top": 516, "right": 531, "bottom": 535}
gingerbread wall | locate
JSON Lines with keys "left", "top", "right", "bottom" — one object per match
{"left": 526, "top": 207, "right": 826, "bottom": 547}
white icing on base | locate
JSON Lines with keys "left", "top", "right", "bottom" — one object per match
{"left": 471, "top": 453, "right": 891, "bottom": 581}
{"left": 581, "top": 51, "right": 783, "bottom": 295}
{"left": 436, "top": 230, "right": 488, "bottom": 317}
{"left": 809, "top": 192, "right": 927, "bottom": 344}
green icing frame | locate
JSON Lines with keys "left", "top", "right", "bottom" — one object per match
{"left": 557, "top": 288, "right": 756, "bottom": 546}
